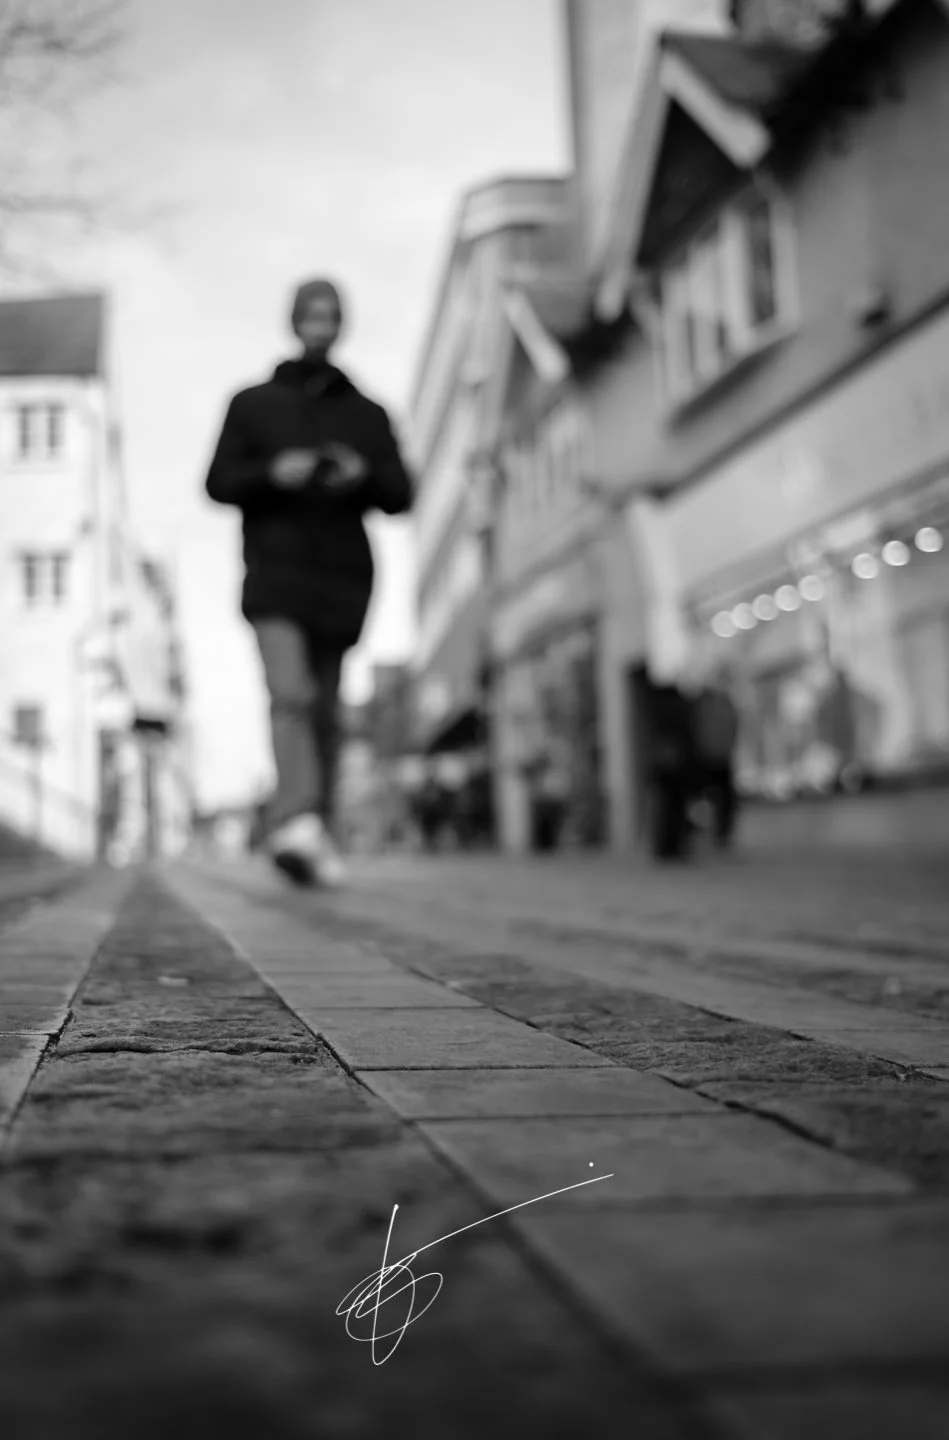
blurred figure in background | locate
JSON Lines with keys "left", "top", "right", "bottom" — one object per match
{"left": 693, "top": 669, "right": 741, "bottom": 847}
{"left": 413, "top": 764, "right": 449, "bottom": 852}
{"left": 641, "top": 674, "right": 696, "bottom": 861}
{"left": 205, "top": 277, "right": 413, "bottom": 888}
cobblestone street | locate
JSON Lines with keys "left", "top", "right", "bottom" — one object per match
{"left": 1, "top": 839, "right": 948, "bottom": 1438}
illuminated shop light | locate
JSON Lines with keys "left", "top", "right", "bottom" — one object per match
{"left": 775, "top": 584, "right": 802, "bottom": 612}
{"left": 915, "top": 526, "right": 943, "bottom": 553}
{"left": 881, "top": 539, "right": 910, "bottom": 567}
{"left": 732, "top": 602, "right": 756, "bottom": 630}
{"left": 852, "top": 552, "right": 879, "bottom": 580}
{"left": 752, "top": 594, "right": 778, "bottom": 621}
{"left": 711, "top": 611, "right": 737, "bottom": 638}
{"left": 798, "top": 574, "right": 825, "bottom": 602}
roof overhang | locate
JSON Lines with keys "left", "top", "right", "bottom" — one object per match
{"left": 596, "top": 0, "right": 939, "bottom": 323}
{"left": 596, "top": 44, "right": 770, "bottom": 323}
{"left": 500, "top": 288, "right": 571, "bottom": 388}
{"left": 481, "top": 284, "right": 573, "bottom": 449}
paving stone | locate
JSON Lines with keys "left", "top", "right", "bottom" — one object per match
{"left": 0, "top": 1145, "right": 708, "bottom": 1440}
{"left": 699, "top": 1078, "right": 949, "bottom": 1189}
{"left": 56, "top": 1010, "right": 318, "bottom": 1057}
{"left": 510, "top": 1200, "right": 949, "bottom": 1373}
{"left": 0, "top": 1003, "right": 68, "bottom": 1033}
{"left": 706, "top": 1382, "right": 949, "bottom": 1440}
{"left": 275, "top": 974, "right": 480, "bottom": 1010}
{"left": 0, "top": 983, "right": 76, "bottom": 1005}
{"left": 0, "top": 1034, "right": 46, "bottom": 1125}
{"left": 8, "top": 1050, "right": 406, "bottom": 1159}
{"left": 315, "top": 1008, "right": 611, "bottom": 1070}
{"left": 798, "top": 1028, "right": 949, "bottom": 1068}
{"left": 358, "top": 1067, "right": 721, "bottom": 1120}
{"left": 419, "top": 1114, "right": 910, "bottom": 1208}
{"left": 257, "top": 955, "right": 399, "bottom": 976}
{"left": 418, "top": 967, "right": 908, "bottom": 1086}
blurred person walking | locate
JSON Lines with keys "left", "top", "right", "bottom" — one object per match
{"left": 205, "top": 278, "right": 413, "bottom": 887}
{"left": 693, "top": 673, "right": 740, "bottom": 847}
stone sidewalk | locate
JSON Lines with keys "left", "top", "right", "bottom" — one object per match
{"left": 1, "top": 856, "right": 948, "bottom": 1438}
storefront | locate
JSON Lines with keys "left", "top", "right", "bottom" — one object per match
{"left": 491, "top": 554, "right": 606, "bottom": 850}
{"left": 661, "top": 306, "right": 949, "bottom": 799}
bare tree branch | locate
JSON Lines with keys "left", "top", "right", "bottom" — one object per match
{"left": 0, "top": 0, "right": 152, "bottom": 281}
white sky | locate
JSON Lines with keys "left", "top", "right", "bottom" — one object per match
{"left": 34, "top": 0, "right": 569, "bottom": 808}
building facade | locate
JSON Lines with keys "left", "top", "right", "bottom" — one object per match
{"left": 408, "top": 176, "right": 574, "bottom": 825}
{"left": 579, "top": 0, "right": 949, "bottom": 840}
{"left": 0, "top": 292, "right": 191, "bottom": 861}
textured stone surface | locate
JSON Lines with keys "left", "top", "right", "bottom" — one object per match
{"left": 0, "top": 873, "right": 716, "bottom": 1440}
{"left": 511, "top": 1201, "right": 949, "bottom": 1373}
{"left": 699, "top": 1078, "right": 949, "bottom": 1190}
{"left": 315, "top": 1008, "right": 611, "bottom": 1070}
{"left": 420, "top": 1114, "right": 910, "bottom": 1208}
{"left": 707, "top": 1382, "right": 949, "bottom": 1440}
{"left": 358, "top": 1066, "right": 718, "bottom": 1120}
{"left": 9, "top": 1046, "right": 407, "bottom": 1160}
{"left": 0, "top": 1034, "right": 46, "bottom": 1125}
{"left": 276, "top": 973, "right": 480, "bottom": 1009}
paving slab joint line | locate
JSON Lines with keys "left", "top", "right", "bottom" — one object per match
{"left": 686, "top": 1080, "right": 931, "bottom": 1192}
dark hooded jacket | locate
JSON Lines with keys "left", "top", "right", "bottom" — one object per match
{"left": 205, "top": 358, "right": 413, "bottom": 647}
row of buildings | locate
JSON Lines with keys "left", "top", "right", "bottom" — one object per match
{"left": 0, "top": 292, "right": 191, "bottom": 862}
{"left": 407, "top": 0, "right": 949, "bottom": 853}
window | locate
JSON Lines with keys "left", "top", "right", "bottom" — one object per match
{"left": 50, "top": 552, "right": 70, "bottom": 601}
{"left": 13, "top": 402, "right": 66, "bottom": 461}
{"left": 18, "top": 551, "right": 70, "bottom": 607}
{"left": 659, "top": 188, "right": 792, "bottom": 406}
{"left": 12, "top": 704, "right": 43, "bottom": 747}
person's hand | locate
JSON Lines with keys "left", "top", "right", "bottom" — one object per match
{"left": 320, "top": 442, "right": 369, "bottom": 489}
{"left": 270, "top": 449, "right": 317, "bottom": 488}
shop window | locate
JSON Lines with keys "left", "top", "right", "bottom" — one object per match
{"left": 659, "top": 188, "right": 794, "bottom": 407}
{"left": 900, "top": 613, "right": 949, "bottom": 757}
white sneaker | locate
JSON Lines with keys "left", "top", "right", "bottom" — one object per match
{"left": 266, "top": 813, "right": 348, "bottom": 889}
{"left": 266, "top": 812, "right": 323, "bottom": 887}
{"left": 313, "top": 828, "right": 348, "bottom": 889}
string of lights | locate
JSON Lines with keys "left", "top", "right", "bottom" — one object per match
{"left": 708, "top": 523, "right": 944, "bottom": 639}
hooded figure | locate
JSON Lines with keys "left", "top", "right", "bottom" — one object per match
{"left": 205, "top": 275, "right": 413, "bottom": 886}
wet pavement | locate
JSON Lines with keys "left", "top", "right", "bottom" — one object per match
{"left": 1, "top": 841, "right": 948, "bottom": 1438}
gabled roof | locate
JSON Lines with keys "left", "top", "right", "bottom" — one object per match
{"left": 0, "top": 292, "right": 105, "bottom": 377}
{"left": 662, "top": 30, "right": 814, "bottom": 116}
{"left": 595, "top": 0, "right": 928, "bottom": 320}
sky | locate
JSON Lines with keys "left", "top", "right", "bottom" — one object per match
{"left": 28, "top": 0, "right": 569, "bottom": 809}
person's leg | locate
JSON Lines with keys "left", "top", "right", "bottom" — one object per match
{"left": 252, "top": 619, "right": 321, "bottom": 838}
{"left": 715, "top": 763, "right": 738, "bottom": 844}
{"left": 305, "top": 640, "right": 345, "bottom": 834}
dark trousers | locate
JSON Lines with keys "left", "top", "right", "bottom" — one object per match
{"left": 703, "top": 761, "right": 738, "bottom": 844}
{"left": 252, "top": 619, "right": 344, "bottom": 838}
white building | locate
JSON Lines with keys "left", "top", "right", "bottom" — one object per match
{"left": 0, "top": 292, "right": 190, "bottom": 861}
{"left": 409, "top": 175, "right": 575, "bottom": 787}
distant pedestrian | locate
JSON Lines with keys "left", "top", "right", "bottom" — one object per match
{"left": 205, "top": 277, "right": 413, "bottom": 887}
{"left": 642, "top": 678, "right": 695, "bottom": 860}
{"left": 414, "top": 770, "right": 447, "bottom": 852}
{"left": 693, "top": 675, "right": 740, "bottom": 846}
